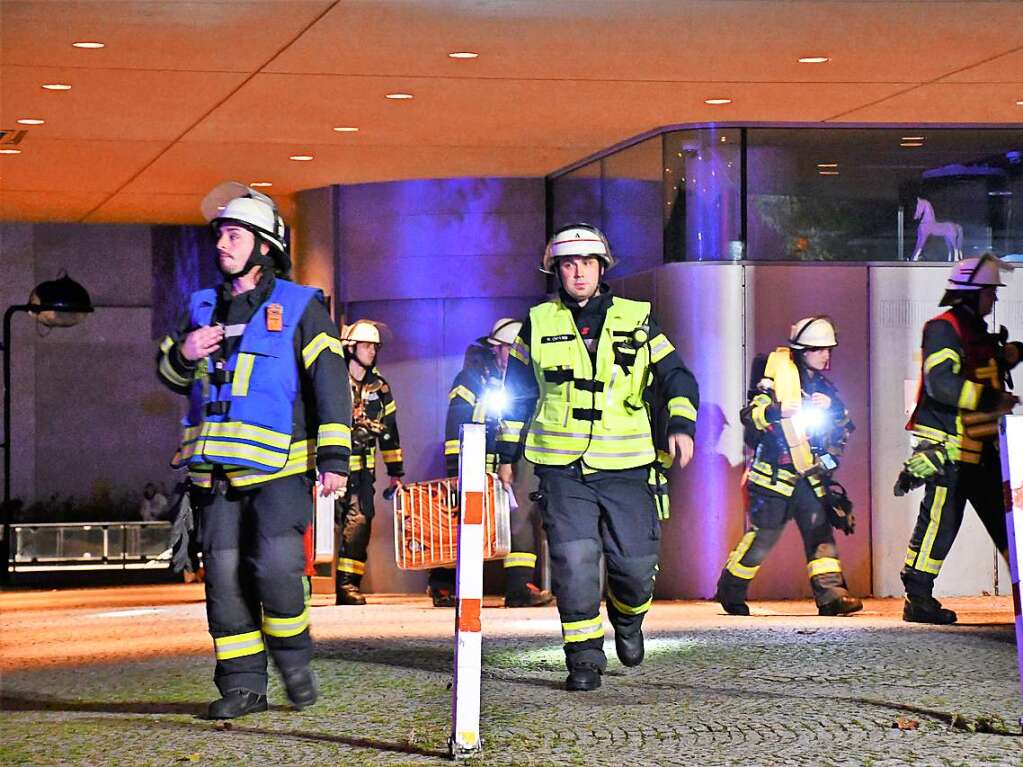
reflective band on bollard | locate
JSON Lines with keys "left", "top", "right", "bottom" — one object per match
{"left": 450, "top": 423, "right": 486, "bottom": 758}
{"left": 998, "top": 414, "right": 1023, "bottom": 729}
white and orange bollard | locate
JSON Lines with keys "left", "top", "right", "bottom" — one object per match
{"left": 450, "top": 423, "right": 486, "bottom": 758}
{"left": 999, "top": 414, "right": 1023, "bottom": 728}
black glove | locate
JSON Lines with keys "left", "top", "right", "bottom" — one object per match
{"left": 824, "top": 480, "right": 855, "bottom": 535}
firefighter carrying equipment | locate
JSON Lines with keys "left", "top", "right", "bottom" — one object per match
{"left": 173, "top": 280, "right": 318, "bottom": 473}
{"left": 763, "top": 347, "right": 816, "bottom": 475}
{"left": 523, "top": 297, "right": 656, "bottom": 470}
{"left": 541, "top": 223, "right": 615, "bottom": 274}
{"left": 788, "top": 316, "right": 839, "bottom": 350}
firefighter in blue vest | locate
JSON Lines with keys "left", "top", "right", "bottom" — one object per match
{"left": 715, "top": 316, "right": 862, "bottom": 618}
{"left": 498, "top": 223, "right": 699, "bottom": 692}
{"left": 428, "top": 319, "right": 555, "bottom": 608}
{"left": 897, "top": 254, "right": 1020, "bottom": 624}
{"left": 335, "top": 319, "right": 403, "bottom": 605}
{"left": 157, "top": 183, "right": 351, "bottom": 719}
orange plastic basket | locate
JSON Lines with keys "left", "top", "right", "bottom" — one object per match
{"left": 392, "top": 474, "right": 510, "bottom": 570}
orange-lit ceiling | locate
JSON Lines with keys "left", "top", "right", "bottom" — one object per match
{"left": 1, "top": 0, "right": 1022, "bottom": 224}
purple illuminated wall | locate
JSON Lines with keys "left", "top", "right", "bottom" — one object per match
{"left": 327, "top": 177, "right": 547, "bottom": 593}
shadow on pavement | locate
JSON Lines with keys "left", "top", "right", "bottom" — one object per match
{"left": 1, "top": 694, "right": 205, "bottom": 716}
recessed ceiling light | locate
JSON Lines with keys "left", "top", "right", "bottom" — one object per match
{"left": 72, "top": 41, "right": 105, "bottom": 49}
{"left": 333, "top": 126, "right": 359, "bottom": 133}
{"left": 901, "top": 136, "right": 925, "bottom": 141}
{"left": 704, "top": 98, "right": 732, "bottom": 105}
{"left": 900, "top": 142, "right": 924, "bottom": 148}
{"left": 0, "top": 148, "right": 23, "bottom": 155}
{"left": 41, "top": 83, "right": 72, "bottom": 91}
{"left": 448, "top": 51, "right": 479, "bottom": 59}
{"left": 250, "top": 182, "right": 273, "bottom": 187}
{"left": 17, "top": 118, "right": 45, "bottom": 125}
{"left": 818, "top": 170, "right": 839, "bottom": 176}
{"left": 385, "top": 92, "right": 414, "bottom": 100}
{"left": 1015, "top": 100, "right": 1023, "bottom": 106}
{"left": 289, "top": 154, "right": 314, "bottom": 161}
{"left": 798, "top": 56, "right": 830, "bottom": 64}
{"left": 816, "top": 162, "right": 838, "bottom": 168}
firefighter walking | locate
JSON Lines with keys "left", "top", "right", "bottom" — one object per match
{"left": 335, "top": 320, "right": 404, "bottom": 605}
{"left": 157, "top": 183, "right": 351, "bottom": 719}
{"left": 429, "top": 319, "right": 554, "bottom": 608}
{"left": 498, "top": 223, "right": 699, "bottom": 691}
{"left": 897, "top": 254, "right": 1020, "bottom": 624}
{"left": 715, "top": 317, "right": 862, "bottom": 617}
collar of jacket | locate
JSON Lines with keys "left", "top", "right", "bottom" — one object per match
{"left": 218, "top": 270, "right": 276, "bottom": 308}
{"left": 558, "top": 283, "right": 613, "bottom": 314}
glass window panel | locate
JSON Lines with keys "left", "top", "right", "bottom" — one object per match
{"left": 601, "top": 137, "right": 664, "bottom": 276}
{"left": 663, "top": 128, "right": 742, "bottom": 262}
{"left": 746, "top": 128, "right": 1023, "bottom": 261}
{"left": 549, "top": 159, "right": 602, "bottom": 233}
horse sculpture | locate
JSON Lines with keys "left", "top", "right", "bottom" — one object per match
{"left": 911, "top": 197, "right": 963, "bottom": 261}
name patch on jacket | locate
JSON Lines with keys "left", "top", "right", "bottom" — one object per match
{"left": 541, "top": 334, "right": 574, "bottom": 343}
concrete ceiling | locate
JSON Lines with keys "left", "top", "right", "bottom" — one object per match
{"left": 1, "top": 0, "right": 1022, "bottom": 224}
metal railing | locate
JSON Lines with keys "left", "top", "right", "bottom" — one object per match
{"left": 8, "top": 521, "right": 173, "bottom": 571}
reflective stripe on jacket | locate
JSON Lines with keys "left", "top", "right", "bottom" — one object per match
{"left": 524, "top": 297, "right": 656, "bottom": 470}
{"left": 174, "top": 279, "right": 316, "bottom": 472}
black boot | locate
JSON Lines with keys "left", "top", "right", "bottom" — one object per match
{"left": 903, "top": 595, "right": 957, "bottom": 625}
{"left": 429, "top": 586, "right": 456, "bottom": 607}
{"left": 715, "top": 576, "right": 751, "bottom": 616}
{"left": 565, "top": 664, "right": 602, "bottom": 692}
{"left": 614, "top": 629, "right": 644, "bottom": 667}
{"left": 281, "top": 666, "right": 318, "bottom": 710}
{"left": 818, "top": 595, "right": 863, "bottom": 616}
{"left": 505, "top": 583, "right": 555, "bottom": 608}
{"left": 336, "top": 582, "right": 367, "bottom": 606}
{"left": 207, "top": 689, "right": 268, "bottom": 719}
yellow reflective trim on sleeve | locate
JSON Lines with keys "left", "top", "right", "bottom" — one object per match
{"left": 337, "top": 557, "right": 366, "bottom": 575}
{"left": 449, "top": 385, "right": 477, "bottom": 405}
{"left": 214, "top": 630, "right": 265, "bottom": 660}
{"left": 383, "top": 400, "right": 397, "bottom": 416}
{"left": 806, "top": 557, "right": 843, "bottom": 578}
{"left": 444, "top": 438, "right": 460, "bottom": 456}
{"left": 262, "top": 607, "right": 310, "bottom": 638}
{"left": 498, "top": 420, "right": 524, "bottom": 443}
{"left": 231, "top": 353, "right": 255, "bottom": 397}
{"left": 607, "top": 590, "right": 652, "bottom": 616}
{"left": 924, "top": 348, "right": 961, "bottom": 374}
{"left": 317, "top": 422, "right": 352, "bottom": 449}
{"left": 160, "top": 335, "right": 174, "bottom": 353}
{"left": 667, "top": 396, "right": 697, "bottom": 422}
{"left": 725, "top": 530, "right": 761, "bottom": 579}
{"left": 381, "top": 448, "right": 402, "bottom": 463}
{"left": 561, "top": 615, "right": 605, "bottom": 643}
{"left": 503, "top": 552, "right": 538, "bottom": 569}
{"left": 509, "top": 340, "right": 529, "bottom": 365}
{"left": 957, "top": 380, "right": 982, "bottom": 411}
{"left": 158, "top": 353, "right": 191, "bottom": 387}
{"left": 648, "top": 334, "right": 674, "bottom": 363}
{"left": 302, "top": 332, "right": 344, "bottom": 369}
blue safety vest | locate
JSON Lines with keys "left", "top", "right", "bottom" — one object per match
{"left": 174, "top": 279, "right": 316, "bottom": 472}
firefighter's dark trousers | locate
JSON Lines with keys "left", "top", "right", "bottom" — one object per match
{"left": 335, "top": 469, "right": 376, "bottom": 587}
{"left": 716, "top": 479, "right": 851, "bottom": 607}
{"left": 196, "top": 473, "right": 313, "bottom": 697}
{"left": 535, "top": 463, "right": 659, "bottom": 673}
{"left": 902, "top": 443, "right": 1007, "bottom": 598}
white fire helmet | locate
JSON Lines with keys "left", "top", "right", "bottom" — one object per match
{"left": 341, "top": 319, "right": 382, "bottom": 346}
{"left": 541, "top": 223, "right": 615, "bottom": 274}
{"left": 481, "top": 318, "right": 522, "bottom": 346}
{"left": 945, "top": 253, "right": 1013, "bottom": 291}
{"left": 789, "top": 316, "right": 838, "bottom": 349}
{"left": 202, "top": 182, "right": 288, "bottom": 260}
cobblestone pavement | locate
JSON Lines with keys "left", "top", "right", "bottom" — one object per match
{"left": 1, "top": 588, "right": 1021, "bottom": 766}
